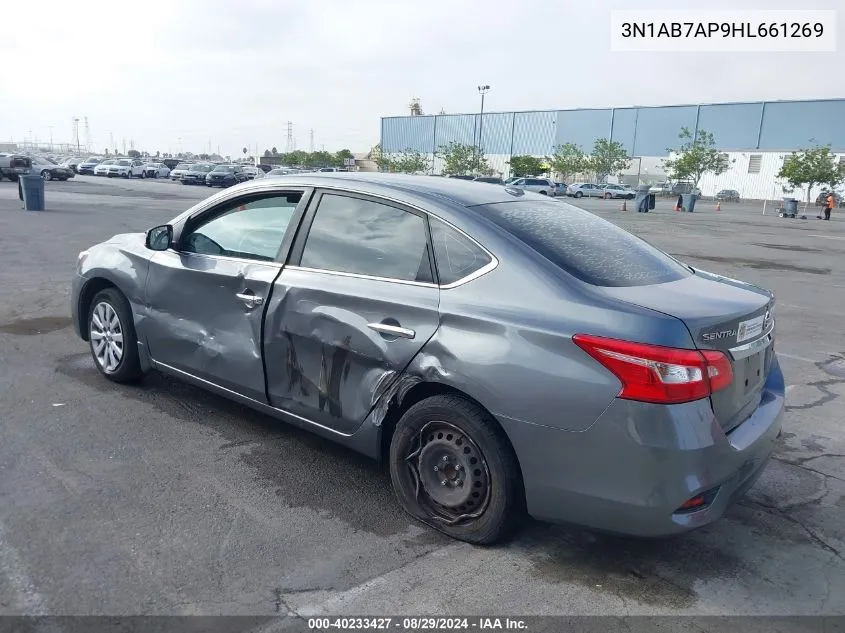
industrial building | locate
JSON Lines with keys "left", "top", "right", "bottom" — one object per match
{"left": 380, "top": 98, "right": 845, "bottom": 199}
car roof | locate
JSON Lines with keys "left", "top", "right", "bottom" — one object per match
{"left": 228, "top": 172, "right": 531, "bottom": 207}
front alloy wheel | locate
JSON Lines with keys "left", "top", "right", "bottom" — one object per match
{"left": 87, "top": 288, "right": 143, "bottom": 383}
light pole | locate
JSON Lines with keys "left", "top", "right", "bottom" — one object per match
{"left": 477, "top": 85, "right": 490, "bottom": 173}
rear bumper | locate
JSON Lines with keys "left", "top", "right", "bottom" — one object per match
{"left": 499, "top": 356, "right": 785, "bottom": 536}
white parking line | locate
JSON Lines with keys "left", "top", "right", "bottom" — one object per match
{"left": 808, "top": 234, "right": 845, "bottom": 240}
{"left": 785, "top": 385, "right": 797, "bottom": 394}
{"left": 0, "top": 520, "right": 47, "bottom": 615}
{"left": 777, "top": 352, "right": 819, "bottom": 364}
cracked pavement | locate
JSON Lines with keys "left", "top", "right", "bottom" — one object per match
{"left": 0, "top": 177, "right": 843, "bottom": 617}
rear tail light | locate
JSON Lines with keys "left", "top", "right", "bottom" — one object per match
{"left": 572, "top": 334, "right": 733, "bottom": 404}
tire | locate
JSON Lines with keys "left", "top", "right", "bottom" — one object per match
{"left": 140, "top": 171, "right": 146, "bottom": 179}
{"left": 574, "top": 191, "right": 583, "bottom": 198}
{"left": 86, "top": 288, "right": 143, "bottom": 384}
{"left": 41, "top": 170, "right": 52, "bottom": 181}
{"left": 603, "top": 193, "right": 612, "bottom": 199}
{"left": 539, "top": 190, "right": 547, "bottom": 196}
{"left": 389, "top": 395, "right": 524, "bottom": 545}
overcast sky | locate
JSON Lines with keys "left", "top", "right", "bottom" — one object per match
{"left": 2, "top": 0, "right": 842, "bottom": 157}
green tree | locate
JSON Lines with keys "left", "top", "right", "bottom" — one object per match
{"left": 307, "top": 150, "right": 335, "bottom": 168}
{"left": 127, "top": 149, "right": 141, "bottom": 159}
{"left": 663, "top": 128, "right": 732, "bottom": 192}
{"left": 507, "top": 155, "right": 545, "bottom": 178}
{"left": 777, "top": 145, "right": 845, "bottom": 205}
{"left": 263, "top": 149, "right": 271, "bottom": 157}
{"left": 547, "top": 143, "right": 588, "bottom": 182}
{"left": 588, "top": 139, "right": 631, "bottom": 183}
{"left": 437, "top": 142, "right": 486, "bottom": 176}
{"left": 392, "top": 149, "right": 430, "bottom": 173}
{"left": 334, "top": 148, "right": 354, "bottom": 167}
{"left": 369, "top": 144, "right": 395, "bottom": 172}
{"left": 271, "top": 146, "right": 278, "bottom": 155}
{"left": 283, "top": 150, "right": 308, "bottom": 166}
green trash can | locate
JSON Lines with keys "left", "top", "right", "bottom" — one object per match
{"left": 681, "top": 193, "right": 698, "bottom": 213}
{"left": 20, "top": 173, "right": 45, "bottom": 211}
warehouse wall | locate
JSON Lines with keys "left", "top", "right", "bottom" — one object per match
{"left": 381, "top": 99, "right": 845, "bottom": 156}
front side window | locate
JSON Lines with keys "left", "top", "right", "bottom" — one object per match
{"left": 300, "top": 194, "right": 432, "bottom": 283}
{"left": 181, "top": 193, "right": 301, "bottom": 261}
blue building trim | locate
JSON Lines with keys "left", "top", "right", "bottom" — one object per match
{"left": 380, "top": 98, "right": 845, "bottom": 156}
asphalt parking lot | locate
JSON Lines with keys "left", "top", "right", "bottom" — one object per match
{"left": 0, "top": 175, "right": 843, "bottom": 619}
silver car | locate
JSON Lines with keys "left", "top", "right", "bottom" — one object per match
{"left": 71, "top": 173, "right": 784, "bottom": 544}
{"left": 598, "top": 184, "right": 636, "bottom": 199}
{"left": 567, "top": 182, "right": 603, "bottom": 198}
{"left": 508, "top": 177, "right": 555, "bottom": 196}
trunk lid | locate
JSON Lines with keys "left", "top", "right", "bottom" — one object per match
{"left": 598, "top": 269, "right": 775, "bottom": 433}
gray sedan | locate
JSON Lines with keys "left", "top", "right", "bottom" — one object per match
{"left": 71, "top": 173, "right": 784, "bottom": 544}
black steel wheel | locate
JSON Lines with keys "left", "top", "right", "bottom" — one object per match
{"left": 389, "top": 395, "right": 524, "bottom": 545}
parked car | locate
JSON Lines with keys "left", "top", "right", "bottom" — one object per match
{"left": 71, "top": 173, "right": 783, "bottom": 545}
{"left": 671, "top": 182, "right": 701, "bottom": 196}
{"left": 169, "top": 162, "right": 194, "bottom": 181}
{"left": 815, "top": 190, "right": 843, "bottom": 207}
{"left": 649, "top": 182, "right": 672, "bottom": 196}
{"left": 143, "top": 162, "right": 171, "bottom": 179}
{"left": 716, "top": 189, "right": 741, "bottom": 202}
{"left": 567, "top": 183, "right": 603, "bottom": 198}
{"left": 107, "top": 159, "right": 145, "bottom": 179}
{"left": 598, "top": 184, "right": 635, "bottom": 199}
{"left": 31, "top": 156, "right": 75, "bottom": 181}
{"left": 77, "top": 157, "right": 102, "bottom": 175}
{"left": 242, "top": 166, "right": 265, "bottom": 180}
{"left": 509, "top": 177, "right": 555, "bottom": 196}
{"left": 60, "top": 157, "right": 84, "bottom": 173}
{"left": 266, "top": 168, "right": 303, "bottom": 177}
{"left": 257, "top": 164, "right": 275, "bottom": 173}
{"left": 553, "top": 183, "right": 568, "bottom": 196}
{"left": 206, "top": 164, "right": 249, "bottom": 187}
{"left": 180, "top": 163, "right": 215, "bottom": 185}
{"left": 94, "top": 159, "right": 117, "bottom": 176}
{"left": 0, "top": 153, "right": 32, "bottom": 181}
{"left": 448, "top": 175, "right": 476, "bottom": 181}
{"left": 473, "top": 176, "right": 504, "bottom": 185}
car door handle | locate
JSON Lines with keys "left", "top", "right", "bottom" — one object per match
{"left": 236, "top": 292, "right": 264, "bottom": 308}
{"left": 367, "top": 322, "right": 416, "bottom": 339}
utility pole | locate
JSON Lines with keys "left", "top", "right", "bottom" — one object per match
{"left": 286, "top": 121, "right": 293, "bottom": 153}
{"left": 84, "top": 117, "right": 91, "bottom": 153}
{"left": 48, "top": 126, "right": 54, "bottom": 150}
{"left": 476, "top": 85, "right": 490, "bottom": 173}
{"left": 309, "top": 129, "right": 314, "bottom": 152}
{"left": 122, "top": 139, "right": 127, "bottom": 155}
{"left": 109, "top": 132, "right": 115, "bottom": 153}
{"left": 72, "top": 117, "right": 81, "bottom": 153}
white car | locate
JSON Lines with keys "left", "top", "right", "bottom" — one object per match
{"left": 169, "top": 162, "right": 194, "bottom": 181}
{"left": 94, "top": 159, "right": 117, "bottom": 176}
{"left": 241, "top": 166, "right": 264, "bottom": 180}
{"left": 567, "top": 183, "right": 604, "bottom": 198}
{"left": 598, "top": 183, "right": 636, "bottom": 199}
{"left": 143, "top": 162, "right": 171, "bottom": 178}
{"left": 106, "top": 159, "right": 145, "bottom": 178}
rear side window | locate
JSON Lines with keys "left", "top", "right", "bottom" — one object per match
{"left": 429, "top": 217, "right": 493, "bottom": 286}
{"left": 473, "top": 200, "right": 691, "bottom": 287}
{"left": 300, "top": 194, "right": 433, "bottom": 283}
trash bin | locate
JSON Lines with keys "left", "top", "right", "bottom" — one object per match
{"left": 20, "top": 173, "right": 45, "bottom": 211}
{"left": 681, "top": 193, "right": 698, "bottom": 213}
{"left": 634, "top": 185, "right": 651, "bottom": 213}
{"left": 781, "top": 198, "right": 798, "bottom": 218}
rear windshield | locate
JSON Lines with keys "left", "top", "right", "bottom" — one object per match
{"left": 213, "top": 165, "right": 234, "bottom": 172}
{"left": 473, "top": 200, "right": 692, "bottom": 287}
{"left": 175, "top": 163, "right": 192, "bottom": 170}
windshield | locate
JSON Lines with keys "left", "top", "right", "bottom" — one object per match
{"left": 192, "top": 164, "right": 214, "bottom": 172}
{"left": 213, "top": 165, "right": 234, "bottom": 172}
{"left": 174, "top": 163, "right": 191, "bottom": 170}
{"left": 100, "top": 160, "right": 115, "bottom": 165}
{"left": 118, "top": 160, "right": 131, "bottom": 166}
{"left": 472, "top": 200, "right": 692, "bottom": 287}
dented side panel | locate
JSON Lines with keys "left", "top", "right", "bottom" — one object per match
{"left": 143, "top": 250, "right": 281, "bottom": 402}
{"left": 263, "top": 268, "right": 440, "bottom": 435}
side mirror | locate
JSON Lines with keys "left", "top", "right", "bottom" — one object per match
{"left": 145, "top": 225, "right": 173, "bottom": 251}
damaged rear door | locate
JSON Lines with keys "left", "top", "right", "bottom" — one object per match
{"left": 143, "top": 190, "right": 309, "bottom": 402}
{"left": 263, "top": 190, "right": 440, "bottom": 435}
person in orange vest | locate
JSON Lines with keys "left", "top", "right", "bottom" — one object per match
{"left": 824, "top": 192, "right": 835, "bottom": 221}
